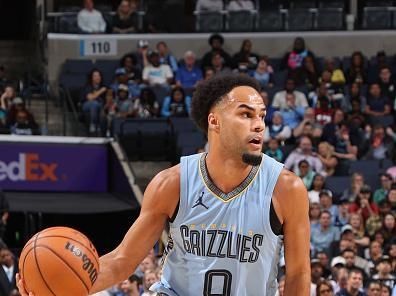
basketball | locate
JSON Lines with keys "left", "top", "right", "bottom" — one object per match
{"left": 18, "top": 226, "right": 100, "bottom": 296}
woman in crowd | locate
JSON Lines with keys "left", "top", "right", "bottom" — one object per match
{"left": 81, "top": 69, "right": 107, "bottom": 133}
{"left": 347, "top": 51, "right": 367, "bottom": 85}
{"left": 133, "top": 88, "right": 159, "bottom": 118}
{"left": 317, "top": 141, "right": 338, "bottom": 177}
{"left": 160, "top": 87, "right": 191, "bottom": 117}
{"left": 380, "top": 213, "right": 396, "bottom": 247}
{"left": 316, "top": 280, "right": 334, "bottom": 296}
{"left": 233, "top": 39, "right": 260, "bottom": 71}
{"left": 308, "top": 174, "right": 326, "bottom": 204}
{"left": 349, "top": 213, "right": 370, "bottom": 250}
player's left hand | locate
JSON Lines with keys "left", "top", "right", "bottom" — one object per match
{"left": 16, "top": 273, "right": 34, "bottom": 296}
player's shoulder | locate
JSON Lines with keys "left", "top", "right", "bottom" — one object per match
{"left": 149, "top": 164, "right": 180, "bottom": 193}
{"left": 274, "top": 169, "right": 308, "bottom": 200}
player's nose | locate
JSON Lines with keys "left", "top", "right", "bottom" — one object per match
{"left": 253, "top": 116, "right": 265, "bottom": 132}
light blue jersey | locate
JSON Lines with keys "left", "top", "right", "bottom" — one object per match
{"left": 151, "top": 153, "right": 284, "bottom": 296}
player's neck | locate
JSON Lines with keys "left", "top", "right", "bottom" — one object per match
{"left": 205, "top": 151, "right": 252, "bottom": 194}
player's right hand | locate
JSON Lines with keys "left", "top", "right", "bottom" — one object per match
{"left": 16, "top": 273, "right": 34, "bottom": 296}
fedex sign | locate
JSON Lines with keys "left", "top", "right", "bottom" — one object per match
{"left": 0, "top": 153, "right": 58, "bottom": 182}
{"left": 0, "top": 143, "right": 107, "bottom": 192}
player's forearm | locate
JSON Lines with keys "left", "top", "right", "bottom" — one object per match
{"left": 284, "top": 272, "right": 311, "bottom": 296}
{"left": 89, "top": 250, "right": 132, "bottom": 294}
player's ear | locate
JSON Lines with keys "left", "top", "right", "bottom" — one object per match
{"left": 208, "top": 113, "right": 220, "bottom": 132}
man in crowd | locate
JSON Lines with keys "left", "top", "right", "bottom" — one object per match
{"left": 77, "top": 0, "right": 107, "bottom": 33}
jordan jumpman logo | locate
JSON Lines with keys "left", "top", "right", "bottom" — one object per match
{"left": 192, "top": 192, "right": 209, "bottom": 209}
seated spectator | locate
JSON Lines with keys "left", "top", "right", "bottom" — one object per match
{"left": 160, "top": 87, "right": 191, "bottom": 117}
{"left": 176, "top": 51, "right": 203, "bottom": 90}
{"left": 298, "top": 55, "right": 319, "bottom": 91}
{"left": 311, "top": 258, "right": 325, "bottom": 293}
{"left": 297, "top": 159, "right": 315, "bottom": 189}
{"left": 293, "top": 107, "right": 316, "bottom": 139}
{"left": 112, "top": 0, "right": 138, "bottom": 33}
{"left": 227, "top": 0, "right": 255, "bottom": 11}
{"left": 272, "top": 78, "right": 308, "bottom": 109}
{"left": 81, "top": 69, "right": 107, "bottom": 133}
{"left": 349, "top": 185, "right": 379, "bottom": 224}
{"left": 281, "top": 37, "right": 315, "bottom": 81}
{"left": 330, "top": 121, "right": 359, "bottom": 161}
{"left": 195, "top": 0, "right": 223, "bottom": 12}
{"left": 319, "top": 189, "right": 339, "bottom": 225}
{"left": 311, "top": 210, "right": 340, "bottom": 254}
{"left": 0, "top": 66, "right": 12, "bottom": 93}
{"left": 347, "top": 51, "right": 367, "bottom": 85}
{"left": 279, "top": 92, "right": 305, "bottom": 130}
{"left": 378, "top": 66, "right": 395, "bottom": 102}
{"left": 347, "top": 99, "right": 366, "bottom": 130}
{"left": 77, "top": 0, "right": 106, "bottom": 34}
{"left": 333, "top": 266, "right": 348, "bottom": 294}
{"left": 379, "top": 213, "right": 396, "bottom": 247}
{"left": 233, "top": 39, "right": 259, "bottom": 71}
{"left": 372, "top": 256, "right": 395, "bottom": 289}
{"left": 309, "top": 174, "right": 326, "bottom": 204}
{"left": 261, "top": 90, "right": 275, "bottom": 126}
{"left": 343, "top": 82, "right": 367, "bottom": 113}
{"left": 323, "top": 57, "right": 346, "bottom": 86}
{"left": 157, "top": 41, "right": 178, "bottom": 74}
{"left": 310, "top": 202, "right": 321, "bottom": 230}
{"left": 203, "top": 67, "right": 215, "bottom": 81}
{"left": 335, "top": 269, "right": 365, "bottom": 296}
{"left": 120, "top": 54, "right": 142, "bottom": 84}
{"left": 314, "top": 85, "right": 334, "bottom": 127}
{"left": 349, "top": 213, "right": 370, "bottom": 250}
{"left": 6, "top": 97, "right": 37, "bottom": 129}
{"left": 316, "top": 280, "right": 334, "bottom": 296}
{"left": 284, "top": 136, "right": 324, "bottom": 174}
{"left": 10, "top": 109, "right": 40, "bottom": 135}
{"left": 142, "top": 270, "right": 159, "bottom": 296}
{"left": 363, "top": 125, "right": 394, "bottom": 160}
{"left": 341, "top": 173, "right": 365, "bottom": 203}
{"left": 364, "top": 83, "right": 391, "bottom": 123}
{"left": 142, "top": 50, "right": 173, "bottom": 89}
{"left": 321, "top": 106, "right": 345, "bottom": 146}
{"left": 111, "top": 68, "right": 140, "bottom": 99}
{"left": 134, "top": 88, "right": 159, "bottom": 118}
{"left": 335, "top": 199, "right": 351, "bottom": 228}
{"left": 264, "top": 138, "right": 283, "bottom": 163}
{"left": 115, "top": 84, "right": 136, "bottom": 118}
{"left": 317, "top": 141, "right": 338, "bottom": 177}
{"left": 250, "top": 56, "right": 274, "bottom": 89}
{"left": 117, "top": 275, "right": 140, "bottom": 296}
{"left": 0, "top": 85, "right": 16, "bottom": 115}
{"left": 366, "top": 241, "right": 383, "bottom": 268}
{"left": 201, "top": 34, "right": 233, "bottom": 71}
{"left": 263, "top": 111, "right": 291, "bottom": 143}
{"left": 103, "top": 89, "right": 117, "bottom": 136}
{"left": 210, "top": 52, "right": 232, "bottom": 75}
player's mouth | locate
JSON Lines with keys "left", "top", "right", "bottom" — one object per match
{"left": 248, "top": 136, "right": 263, "bottom": 150}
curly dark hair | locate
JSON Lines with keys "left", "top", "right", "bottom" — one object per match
{"left": 191, "top": 74, "right": 260, "bottom": 134}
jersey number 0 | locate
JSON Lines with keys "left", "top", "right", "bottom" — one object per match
{"left": 203, "top": 269, "right": 232, "bottom": 296}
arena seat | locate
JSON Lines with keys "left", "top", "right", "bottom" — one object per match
{"left": 362, "top": 7, "right": 392, "bottom": 29}
{"left": 287, "top": 9, "right": 314, "bottom": 31}
{"left": 324, "top": 176, "right": 350, "bottom": 198}
{"left": 227, "top": 11, "right": 255, "bottom": 32}
{"left": 256, "top": 10, "right": 284, "bottom": 32}
{"left": 195, "top": 11, "right": 224, "bottom": 32}
{"left": 316, "top": 8, "right": 344, "bottom": 30}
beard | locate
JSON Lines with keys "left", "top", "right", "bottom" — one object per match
{"left": 242, "top": 152, "right": 262, "bottom": 166}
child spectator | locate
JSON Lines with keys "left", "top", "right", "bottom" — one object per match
{"left": 263, "top": 111, "right": 292, "bottom": 144}
{"left": 264, "top": 138, "right": 283, "bottom": 163}
{"left": 308, "top": 174, "right": 326, "bottom": 204}
{"left": 250, "top": 56, "right": 274, "bottom": 89}
{"left": 133, "top": 88, "right": 159, "bottom": 118}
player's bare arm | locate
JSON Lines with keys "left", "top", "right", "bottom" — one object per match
{"left": 273, "top": 170, "right": 311, "bottom": 296}
{"left": 90, "top": 165, "right": 180, "bottom": 293}
{"left": 17, "top": 165, "right": 181, "bottom": 296}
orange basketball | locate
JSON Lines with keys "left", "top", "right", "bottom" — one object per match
{"left": 19, "top": 226, "right": 100, "bottom": 296}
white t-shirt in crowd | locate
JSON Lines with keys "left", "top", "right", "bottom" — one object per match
{"left": 77, "top": 8, "right": 106, "bottom": 33}
{"left": 143, "top": 64, "right": 173, "bottom": 86}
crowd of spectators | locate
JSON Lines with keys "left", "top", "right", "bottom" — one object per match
{"left": 73, "top": 32, "right": 396, "bottom": 295}
{"left": 0, "top": 67, "right": 40, "bottom": 136}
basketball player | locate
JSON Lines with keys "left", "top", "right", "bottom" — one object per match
{"left": 18, "top": 75, "right": 310, "bottom": 295}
